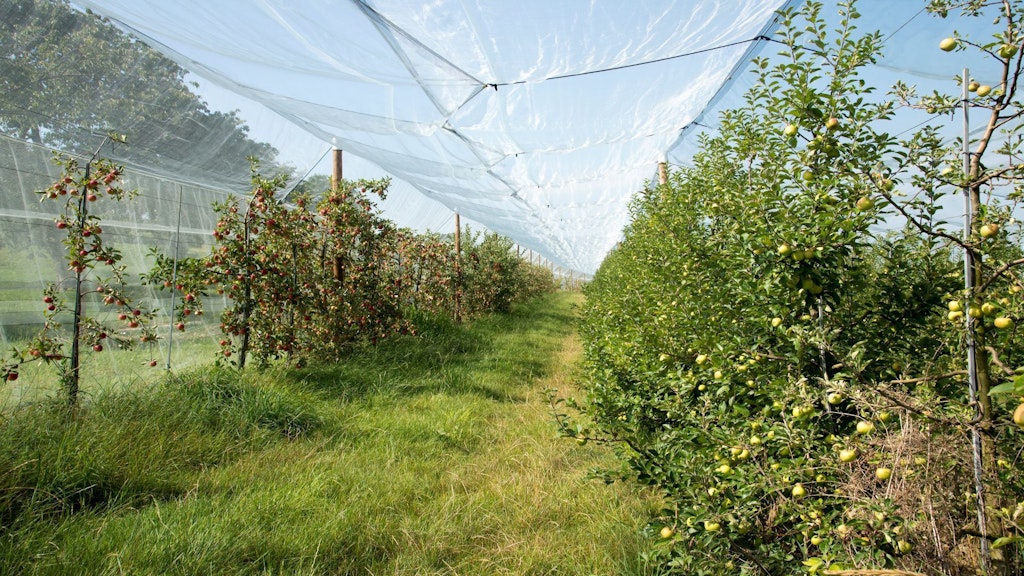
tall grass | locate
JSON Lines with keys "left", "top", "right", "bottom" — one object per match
{"left": 0, "top": 293, "right": 660, "bottom": 575}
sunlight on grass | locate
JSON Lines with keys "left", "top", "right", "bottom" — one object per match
{"left": 0, "top": 293, "right": 661, "bottom": 575}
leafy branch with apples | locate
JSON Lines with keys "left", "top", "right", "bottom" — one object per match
{"left": 146, "top": 162, "right": 556, "bottom": 370}
{"left": 569, "top": 0, "right": 1024, "bottom": 574}
{"left": 1, "top": 143, "right": 159, "bottom": 407}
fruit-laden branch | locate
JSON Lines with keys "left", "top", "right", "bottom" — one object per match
{"left": 977, "top": 256, "right": 1024, "bottom": 292}
{"left": 822, "top": 568, "right": 928, "bottom": 576}
{"left": 984, "top": 345, "right": 1015, "bottom": 376}
{"left": 868, "top": 377, "right": 966, "bottom": 426}
{"left": 875, "top": 186, "right": 965, "bottom": 248}
{"left": 971, "top": 161, "right": 1024, "bottom": 189}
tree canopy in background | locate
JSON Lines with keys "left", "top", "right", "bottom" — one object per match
{"left": 0, "top": 0, "right": 281, "bottom": 186}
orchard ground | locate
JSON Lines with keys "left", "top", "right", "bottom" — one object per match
{"left": 0, "top": 291, "right": 662, "bottom": 575}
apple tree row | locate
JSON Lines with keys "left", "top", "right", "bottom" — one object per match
{"left": 568, "top": 1, "right": 1024, "bottom": 574}
{"left": 146, "top": 162, "right": 556, "bottom": 368}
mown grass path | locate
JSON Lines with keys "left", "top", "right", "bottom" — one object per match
{"left": 0, "top": 292, "right": 659, "bottom": 575}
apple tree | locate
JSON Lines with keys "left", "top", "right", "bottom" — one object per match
{"left": 570, "top": 1, "right": 1024, "bottom": 574}
{"left": 1, "top": 150, "right": 159, "bottom": 406}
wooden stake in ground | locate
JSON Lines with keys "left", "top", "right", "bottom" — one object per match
{"left": 331, "top": 148, "right": 344, "bottom": 283}
{"left": 454, "top": 211, "right": 462, "bottom": 323}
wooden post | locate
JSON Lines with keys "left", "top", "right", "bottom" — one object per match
{"left": 330, "top": 147, "right": 344, "bottom": 282}
{"left": 658, "top": 161, "right": 668, "bottom": 185}
{"left": 331, "top": 148, "right": 343, "bottom": 190}
{"left": 454, "top": 211, "right": 462, "bottom": 323}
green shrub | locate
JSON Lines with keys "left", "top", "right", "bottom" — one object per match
{"left": 572, "top": 2, "right": 1024, "bottom": 574}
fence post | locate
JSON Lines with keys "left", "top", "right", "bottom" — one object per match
{"left": 454, "top": 211, "right": 461, "bottom": 323}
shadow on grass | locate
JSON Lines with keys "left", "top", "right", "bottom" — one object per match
{"left": 289, "top": 293, "right": 576, "bottom": 405}
{"left": 0, "top": 292, "right": 578, "bottom": 545}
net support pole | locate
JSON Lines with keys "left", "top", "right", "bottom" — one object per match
{"left": 658, "top": 161, "right": 667, "bottom": 185}
{"left": 961, "top": 67, "right": 989, "bottom": 572}
{"left": 67, "top": 161, "right": 91, "bottom": 407}
{"left": 331, "top": 148, "right": 343, "bottom": 190}
{"left": 331, "top": 148, "right": 344, "bottom": 282}
{"left": 165, "top": 184, "right": 184, "bottom": 370}
{"left": 454, "top": 210, "right": 462, "bottom": 323}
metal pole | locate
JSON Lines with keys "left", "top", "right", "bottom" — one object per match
{"left": 67, "top": 161, "right": 90, "bottom": 406}
{"left": 165, "top": 184, "right": 184, "bottom": 370}
{"left": 962, "top": 67, "right": 989, "bottom": 571}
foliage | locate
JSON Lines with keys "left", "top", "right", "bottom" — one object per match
{"left": 147, "top": 164, "right": 556, "bottom": 369}
{"left": 571, "top": 1, "right": 1024, "bottom": 574}
{"left": 0, "top": 293, "right": 652, "bottom": 576}
{"left": 0, "top": 0, "right": 279, "bottom": 178}
{"left": 1, "top": 152, "right": 158, "bottom": 404}
{"left": 461, "top": 228, "right": 532, "bottom": 315}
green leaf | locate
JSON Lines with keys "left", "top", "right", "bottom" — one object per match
{"left": 802, "top": 557, "right": 824, "bottom": 573}
{"left": 990, "top": 377, "right": 1024, "bottom": 396}
{"left": 991, "top": 535, "right": 1022, "bottom": 550}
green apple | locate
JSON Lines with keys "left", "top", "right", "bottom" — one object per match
{"left": 980, "top": 223, "right": 999, "bottom": 238}
{"left": 855, "top": 196, "right": 874, "bottom": 211}
{"left": 976, "top": 84, "right": 992, "bottom": 97}
{"left": 948, "top": 300, "right": 962, "bottom": 312}
{"left": 982, "top": 302, "right": 997, "bottom": 316}
{"left": 704, "top": 521, "right": 721, "bottom": 532}
{"left": 827, "top": 392, "right": 844, "bottom": 405}
{"left": 811, "top": 535, "right": 823, "bottom": 546}
{"left": 792, "top": 483, "right": 807, "bottom": 498}
{"left": 948, "top": 310, "right": 965, "bottom": 322}
{"left": 897, "top": 540, "right": 912, "bottom": 554}
{"left": 999, "top": 43, "right": 1018, "bottom": 59}
{"left": 855, "top": 420, "right": 875, "bottom": 435}
{"left": 660, "top": 526, "right": 675, "bottom": 539}
{"left": 695, "top": 354, "right": 708, "bottom": 365}
{"left": 825, "top": 116, "right": 839, "bottom": 130}
{"left": 875, "top": 467, "right": 892, "bottom": 481}
{"left": 839, "top": 448, "right": 858, "bottom": 462}
{"left": 777, "top": 243, "right": 792, "bottom": 256}
{"left": 771, "top": 317, "right": 783, "bottom": 328}
{"left": 995, "top": 316, "right": 1015, "bottom": 329}
{"left": 939, "top": 37, "right": 957, "bottom": 51}
{"left": 968, "top": 81, "right": 980, "bottom": 92}
{"left": 1014, "top": 403, "right": 1024, "bottom": 428}
{"left": 783, "top": 123, "right": 798, "bottom": 137}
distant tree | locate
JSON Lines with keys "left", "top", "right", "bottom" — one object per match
{"left": 0, "top": 0, "right": 280, "bottom": 180}
{"left": 286, "top": 174, "right": 332, "bottom": 203}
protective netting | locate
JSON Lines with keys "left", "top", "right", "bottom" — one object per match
{"left": 61, "top": 0, "right": 794, "bottom": 273}
{"left": 0, "top": 0, "right": 1011, "bottom": 399}
{"left": 0, "top": 133, "right": 231, "bottom": 402}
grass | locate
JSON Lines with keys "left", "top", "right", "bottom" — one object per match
{"left": 0, "top": 292, "right": 661, "bottom": 575}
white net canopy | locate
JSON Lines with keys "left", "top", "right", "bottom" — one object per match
{"left": 46, "top": 0, "right": 796, "bottom": 274}
{"left": 0, "top": 0, "right": 1008, "bottom": 386}
{"left": 5, "top": 0, "right": 999, "bottom": 273}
